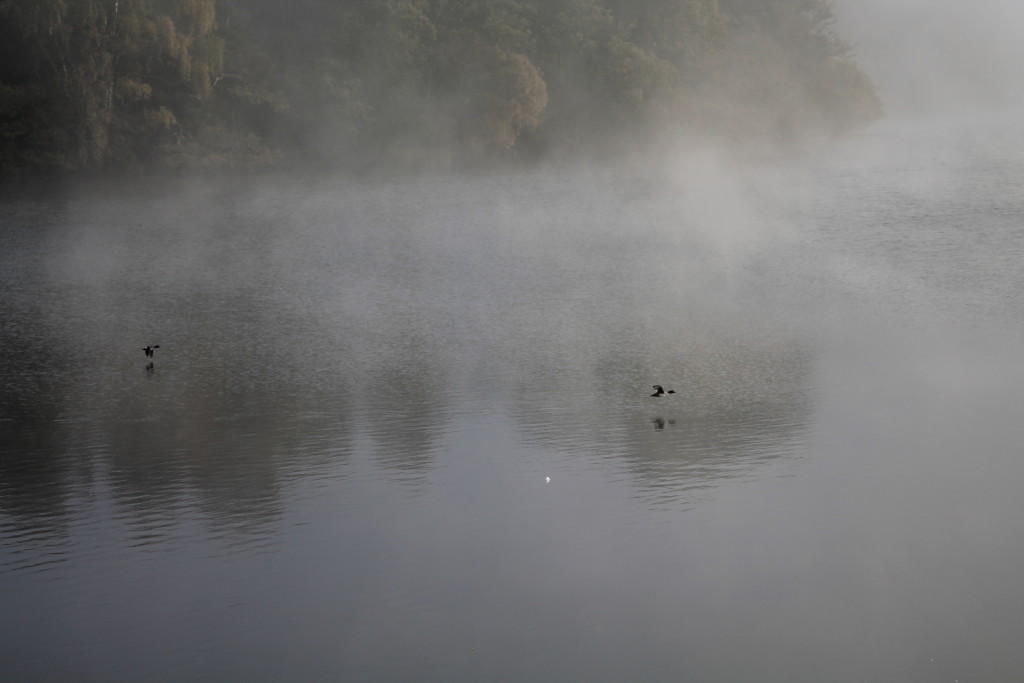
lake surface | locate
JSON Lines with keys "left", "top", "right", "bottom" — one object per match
{"left": 3, "top": 112, "right": 1024, "bottom": 682}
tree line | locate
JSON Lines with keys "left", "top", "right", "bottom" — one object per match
{"left": 0, "top": 0, "right": 882, "bottom": 177}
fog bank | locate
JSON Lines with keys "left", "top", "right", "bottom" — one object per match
{"left": 835, "top": 0, "right": 1024, "bottom": 115}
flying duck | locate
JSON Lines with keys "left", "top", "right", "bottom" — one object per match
{"left": 650, "top": 385, "right": 676, "bottom": 397}
{"left": 142, "top": 345, "right": 160, "bottom": 358}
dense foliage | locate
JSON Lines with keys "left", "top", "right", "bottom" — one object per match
{"left": 0, "top": 0, "right": 881, "bottom": 176}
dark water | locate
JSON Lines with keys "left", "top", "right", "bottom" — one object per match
{"left": 3, "top": 113, "right": 1024, "bottom": 681}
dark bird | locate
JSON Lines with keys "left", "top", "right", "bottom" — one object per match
{"left": 650, "top": 385, "right": 676, "bottom": 397}
{"left": 142, "top": 345, "right": 160, "bottom": 358}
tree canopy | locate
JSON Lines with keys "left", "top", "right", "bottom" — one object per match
{"left": 0, "top": 0, "right": 881, "bottom": 176}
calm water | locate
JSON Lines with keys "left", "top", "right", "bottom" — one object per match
{"left": 3, "top": 113, "right": 1024, "bottom": 682}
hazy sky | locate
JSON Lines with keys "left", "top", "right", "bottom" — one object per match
{"left": 834, "top": 0, "right": 1024, "bottom": 114}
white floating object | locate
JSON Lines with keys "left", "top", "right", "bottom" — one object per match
{"left": 545, "top": 476, "right": 550, "bottom": 483}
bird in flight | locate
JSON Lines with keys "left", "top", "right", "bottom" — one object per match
{"left": 650, "top": 385, "right": 676, "bottom": 397}
{"left": 142, "top": 345, "right": 160, "bottom": 358}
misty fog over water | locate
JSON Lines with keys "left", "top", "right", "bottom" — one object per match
{"left": 3, "top": 103, "right": 1024, "bottom": 682}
